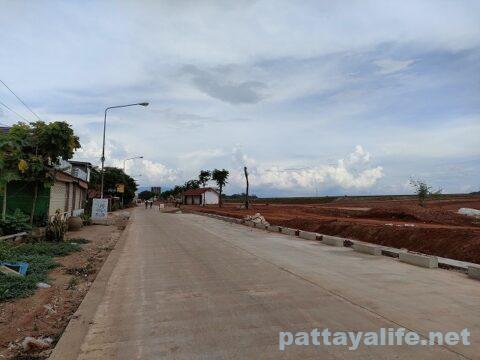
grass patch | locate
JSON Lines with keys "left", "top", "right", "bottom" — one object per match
{"left": 12, "top": 242, "right": 81, "bottom": 257}
{"left": 67, "top": 237, "right": 90, "bottom": 244}
{"left": 0, "top": 241, "right": 81, "bottom": 302}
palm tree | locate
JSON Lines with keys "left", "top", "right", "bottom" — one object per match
{"left": 212, "top": 169, "right": 229, "bottom": 207}
{"left": 198, "top": 170, "right": 211, "bottom": 206}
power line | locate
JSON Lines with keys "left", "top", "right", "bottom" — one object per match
{"left": 0, "top": 99, "right": 29, "bottom": 121}
{"left": 0, "top": 79, "right": 42, "bottom": 121}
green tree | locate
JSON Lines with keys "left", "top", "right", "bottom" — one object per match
{"left": 138, "top": 190, "right": 154, "bottom": 201}
{"left": 212, "top": 169, "right": 229, "bottom": 207}
{"left": 198, "top": 170, "right": 211, "bottom": 187}
{"left": 0, "top": 121, "right": 80, "bottom": 223}
{"left": 409, "top": 177, "right": 442, "bottom": 207}
{"left": 89, "top": 166, "right": 138, "bottom": 205}
{"left": 198, "top": 170, "right": 211, "bottom": 206}
{"left": 184, "top": 179, "right": 200, "bottom": 190}
{"left": 0, "top": 130, "right": 23, "bottom": 220}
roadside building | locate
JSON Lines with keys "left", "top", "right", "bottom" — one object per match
{"left": 48, "top": 170, "right": 89, "bottom": 217}
{"left": 0, "top": 126, "right": 10, "bottom": 134}
{"left": 0, "top": 160, "right": 92, "bottom": 222}
{"left": 183, "top": 188, "right": 219, "bottom": 206}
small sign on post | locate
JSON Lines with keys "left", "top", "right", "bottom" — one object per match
{"left": 92, "top": 198, "right": 109, "bottom": 219}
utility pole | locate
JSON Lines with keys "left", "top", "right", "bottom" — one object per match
{"left": 244, "top": 166, "right": 249, "bottom": 209}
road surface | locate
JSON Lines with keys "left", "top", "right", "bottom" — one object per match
{"left": 52, "top": 207, "right": 480, "bottom": 359}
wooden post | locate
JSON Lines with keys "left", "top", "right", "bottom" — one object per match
{"left": 2, "top": 183, "right": 6, "bottom": 221}
{"left": 244, "top": 166, "right": 249, "bottom": 209}
{"left": 30, "top": 182, "right": 38, "bottom": 225}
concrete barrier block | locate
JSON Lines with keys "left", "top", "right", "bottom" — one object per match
{"left": 468, "top": 266, "right": 480, "bottom": 280}
{"left": 267, "top": 225, "right": 281, "bottom": 232}
{"left": 399, "top": 252, "right": 438, "bottom": 268}
{"left": 298, "top": 231, "right": 318, "bottom": 240}
{"left": 245, "top": 220, "right": 255, "bottom": 227}
{"left": 281, "top": 227, "right": 298, "bottom": 236}
{"left": 322, "top": 235, "right": 345, "bottom": 247}
{"left": 254, "top": 223, "right": 267, "bottom": 230}
{"left": 353, "top": 243, "right": 382, "bottom": 256}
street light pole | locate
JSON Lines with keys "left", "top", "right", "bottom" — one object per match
{"left": 123, "top": 156, "right": 144, "bottom": 172}
{"left": 100, "top": 102, "right": 149, "bottom": 198}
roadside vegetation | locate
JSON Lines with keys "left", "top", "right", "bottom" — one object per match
{"left": 409, "top": 177, "right": 442, "bottom": 206}
{"left": 88, "top": 166, "right": 138, "bottom": 209}
{"left": 0, "top": 240, "right": 81, "bottom": 301}
{"left": 0, "top": 121, "right": 80, "bottom": 224}
{"left": 0, "top": 209, "right": 31, "bottom": 235}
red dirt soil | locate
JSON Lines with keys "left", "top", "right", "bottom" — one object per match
{"left": 184, "top": 196, "right": 480, "bottom": 264}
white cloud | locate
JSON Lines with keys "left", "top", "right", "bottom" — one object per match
{"left": 178, "top": 149, "right": 225, "bottom": 168}
{"left": 374, "top": 58, "right": 414, "bottom": 75}
{"left": 122, "top": 159, "right": 178, "bottom": 188}
{"left": 229, "top": 145, "right": 383, "bottom": 191}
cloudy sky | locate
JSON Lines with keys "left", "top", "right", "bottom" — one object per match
{"left": 0, "top": 0, "right": 479, "bottom": 196}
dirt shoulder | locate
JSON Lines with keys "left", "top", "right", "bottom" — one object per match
{"left": 0, "top": 211, "right": 131, "bottom": 359}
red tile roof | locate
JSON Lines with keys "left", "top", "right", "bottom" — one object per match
{"left": 183, "top": 187, "right": 218, "bottom": 196}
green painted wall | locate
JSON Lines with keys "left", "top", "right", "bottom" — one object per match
{"left": 0, "top": 181, "right": 50, "bottom": 223}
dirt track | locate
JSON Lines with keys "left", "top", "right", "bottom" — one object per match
{"left": 185, "top": 196, "right": 480, "bottom": 264}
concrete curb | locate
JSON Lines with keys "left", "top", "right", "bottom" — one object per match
{"left": 254, "top": 223, "right": 268, "bottom": 230}
{"left": 281, "top": 227, "right": 298, "bottom": 236}
{"left": 298, "top": 230, "right": 319, "bottom": 240}
{"left": 267, "top": 225, "right": 281, "bottom": 232}
{"left": 468, "top": 266, "right": 480, "bottom": 280}
{"left": 353, "top": 243, "right": 382, "bottom": 256}
{"left": 399, "top": 252, "right": 438, "bottom": 268}
{"left": 321, "top": 235, "right": 345, "bottom": 247}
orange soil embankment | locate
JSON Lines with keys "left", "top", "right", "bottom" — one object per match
{"left": 184, "top": 197, "right": 480, "bottom": 264}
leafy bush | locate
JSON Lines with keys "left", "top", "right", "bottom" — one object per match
{"left": 80, "top": 212, "right": 91, "bottom": 226}
{"left": 46, "top": 210, "right": 68, "bottom": 242}
{"left": 0, "top": 209, "right": 32, "bottom": 236}
{"left": 409, "top": 178, "right": 442, "bottom": 207}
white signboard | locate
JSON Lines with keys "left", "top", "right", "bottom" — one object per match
{"left": 92, "top": 198, "right": 109, "bottom": 219}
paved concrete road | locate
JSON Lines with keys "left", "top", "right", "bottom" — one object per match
{"left": 52, "top": 208, "right": 480, "bottom": 359}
